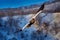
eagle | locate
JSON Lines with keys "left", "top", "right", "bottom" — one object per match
{"left": 15, "top": 1, "right": 60, "bottom": 34}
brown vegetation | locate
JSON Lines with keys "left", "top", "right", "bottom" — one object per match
{"left": 0, "top": 1, "right": 60, "bottom": 17}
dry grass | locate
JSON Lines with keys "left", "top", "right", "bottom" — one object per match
{"left": 34, "top": 13, "right": 60, "bottom": 38}
{"left": 53, "top": 13, "right": 60, "bottom": 23}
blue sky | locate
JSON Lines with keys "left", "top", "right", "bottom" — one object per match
{"left": 0, "top": 0, "right": 48, "bottom": 9}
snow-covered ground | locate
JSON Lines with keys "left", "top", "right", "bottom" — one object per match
{"left": 0, "top": 13, "right": 59, "bottom": 40}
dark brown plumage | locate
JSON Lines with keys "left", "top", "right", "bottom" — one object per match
{"left": 37, "top": 3, "right": 45, "bottom": 12}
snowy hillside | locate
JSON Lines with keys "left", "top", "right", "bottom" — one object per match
{"left": 0, "top": 13, "right": 60, "bottom": 40}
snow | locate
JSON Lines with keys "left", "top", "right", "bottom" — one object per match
{"left": 0, "top": 13, "right": 58, "bottom": 40}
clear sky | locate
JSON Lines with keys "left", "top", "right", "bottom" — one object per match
{"left": 0, "top": 0, "right": 48, "bottom": 9}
